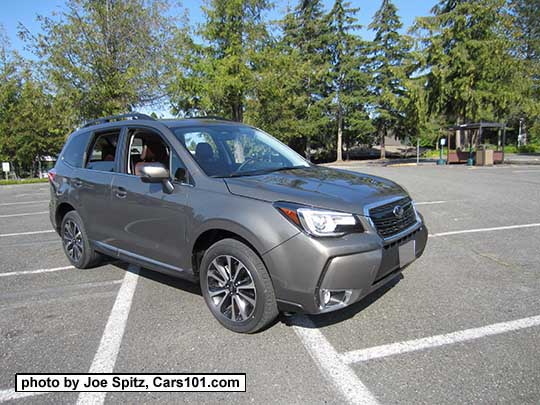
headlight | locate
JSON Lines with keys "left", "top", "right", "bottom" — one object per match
{"left": 275, "top": 203, "right": 364, "bottom": 237}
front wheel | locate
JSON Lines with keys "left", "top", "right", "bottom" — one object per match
{"left": 200, "top": 239, "right": 278, "bottom": 333}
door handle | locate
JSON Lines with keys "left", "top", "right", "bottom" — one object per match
{"left": 72, "top": 178, "right": 83, "bottom": 188}
{"left": 115, "top": 187, "right": 127, "bottom": 199}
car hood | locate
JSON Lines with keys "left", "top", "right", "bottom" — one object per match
{"left": 224, "top": 165, "right": 408, "bottom": 215}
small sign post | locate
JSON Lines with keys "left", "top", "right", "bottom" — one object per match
{"left": 437, "top": 138, "right": 446, "bottom": 165}
{"left": 2, "top": 162, "right": 9, "bottom": 180}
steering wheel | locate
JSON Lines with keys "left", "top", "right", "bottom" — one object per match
{"left": 235, "top": 157, "right": 257, "bottom": 173}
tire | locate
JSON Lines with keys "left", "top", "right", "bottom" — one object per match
{"left": 200, "top": 238, "right": 279, "bottom": 333}
{"left": 60, "top": 210, "right": 103, "bottom": 269}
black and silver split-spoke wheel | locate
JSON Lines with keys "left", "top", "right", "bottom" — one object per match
{"left": 200, "top": 239, "right": 278, "bottom": 333}
{"left": 61, "top": 211, "right": 102, "bottom": 269}
{"left": 63, "top": 219, "right": 83, "bottom": 263}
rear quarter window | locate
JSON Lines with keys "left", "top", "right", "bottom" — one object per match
{"left": 61, "top": 131, "right": 92, "bottom": 168}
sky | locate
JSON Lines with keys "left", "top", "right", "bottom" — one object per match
{"left": 1, "top": 0, "right": 437, "bottom": 58}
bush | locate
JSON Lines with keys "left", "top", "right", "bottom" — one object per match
{"left": 0, "top": 178, "right": 49, "bottom": 186}
{"left": 518, "top": 144, "right": 539, "bottom": 153}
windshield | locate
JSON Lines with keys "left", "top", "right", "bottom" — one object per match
{"left": 172, "top": 125, "right": 310, "bottom": 178}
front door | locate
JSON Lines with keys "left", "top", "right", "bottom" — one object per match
{"left": 108, "top": 127, "right": 192, "bottom": 270}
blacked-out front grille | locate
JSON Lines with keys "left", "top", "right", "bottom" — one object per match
{"left": 369, "top": 197, "right": 417, "bottom": 239}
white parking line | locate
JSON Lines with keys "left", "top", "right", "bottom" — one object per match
{"left": 0, "top": 266, "right": 74, "bottom": 278}
{"left": 430, "top": 222, "right": 540, "bottom": 237}
{"left": 0, "top": 211, "right": 48, "bottom": 218}
{"left": 415, "top": 200, "right": 447, "bottom": 205}
{"left": 513, "top": 169, "right": 540, "bottom": 173}
{"left": 0, "top": 389, "right": 46, "bottom": 402}
{"left": 293, "top": 315, "right": 379, "bottom": 405}
{"left": 0, "top": 200, "right": 49, "bottom": 206}
{"left": 0, "top": 230, "right": 55, "bottom": 237}
{"left": 341, "top": 315, "right": 540, "bottom": 364}
{"left": 77, "top": 267, "right": 139, "bottom": 405}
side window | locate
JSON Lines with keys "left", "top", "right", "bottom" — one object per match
{"left": 62, "top": 131, "right": 92, "bottom": 168}
{"left": 86, "top": 131, "right": 120, "bottom": 171}
{"left": 126, "top": 129, "right": 188, "bottom": 183}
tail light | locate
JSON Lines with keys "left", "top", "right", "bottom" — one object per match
{"left": 48, "top": 169, "right": 56, "bottom": 183}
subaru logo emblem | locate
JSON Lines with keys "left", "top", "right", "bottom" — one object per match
{"left": 393, "top": 205, "right": 404, "bottom": 218}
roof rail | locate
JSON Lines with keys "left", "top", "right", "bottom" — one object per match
{"left": 187, "top": 115, "right": 233, "bottom": 121}
{"left": 82, "top": 113, "right": 156, "bottom": 128}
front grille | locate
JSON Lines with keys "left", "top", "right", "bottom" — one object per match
{"left": 369, "top": 197, "right": 417, "bottom": 239}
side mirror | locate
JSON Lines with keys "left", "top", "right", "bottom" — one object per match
{"left": 139, "top": 163, "right": 174, "bottom": 194}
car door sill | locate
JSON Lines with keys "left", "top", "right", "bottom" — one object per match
{"left": 93, "top": 240, "right": 196, "bottom": 282}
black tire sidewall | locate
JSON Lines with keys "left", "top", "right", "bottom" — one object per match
{"left": 200, "top": 239, "right": 276, "bottom": 333}
{"left": 60, "top": 211, "right": 93, "bottom": 268}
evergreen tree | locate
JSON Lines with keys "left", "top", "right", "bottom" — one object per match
{"left": 169, "top": 0, "right": 271, "bottom": 122}
{"left": 510, "top": 0, "right": 540, "bottom": 144}
{"left": 326, "top": 0, "right": 372, "bottom": 161}
{"left": 413, "top": 0, "right": 521, "bottom": 127}
{"left": 282, "top": 0, "right": 332, "bottom": 159}
{"left": 368, "top": 0, "right": 410, "bottom": 159}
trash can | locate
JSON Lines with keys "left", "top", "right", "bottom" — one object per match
{"left": 476, "top": 148, "right": 494, "bottom": 166}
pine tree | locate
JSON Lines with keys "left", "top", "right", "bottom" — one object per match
{"left": 326, "top": 0, "right": 371, "bottom": 161}
{"left": 413, "top": 0, "right": 521, "bottom": 127}
{"left": 169, "top": 0, "right": 272, "bottom": 122}
{"left": 282, "top": 0, "right": 332, "bottom": 159}
{"left": 368, "top": 0, "right": 410, "bottom": 159}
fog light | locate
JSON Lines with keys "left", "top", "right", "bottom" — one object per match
{"left": 322, "top": 289, "right": 331, "bottom": 305}
{"left": 319, "top": 289, "right": 353, "bottom": 309}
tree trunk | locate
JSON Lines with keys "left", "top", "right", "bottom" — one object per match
{"left": 380, "top": 125, "right": 386, "bottom": 159}
{"left": 336, "top": 108, "right": 343, "bottom": 162}
{"left": 305, "top": 135, "right": 311, "bottom": 161}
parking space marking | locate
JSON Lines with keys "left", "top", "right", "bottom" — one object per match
{"left": 293, "top": 315, "right": 379, "bottom": 405}
{"left": 0, "top": 389, "right": 46, "bottom": 402}
{"left": 430, "top": 222, "right": 540, "bottom": 237}
{"left": 0, "top": 265, "right": 74, "bottom": 278}
{"left": 341, "top": 314, "right": 540, "bottom": 365}
{"left": 513, "top": 170, "right": 540, "bottom": 173}
{"left": 77, "top": 267, "right": 139, "bottom": 405}
{"left": 0, "top": 211, "right": 48, "bottom": 218}
{"left": 0, "top": 230, "right": 54, "bottom": 238}
{"left": 0, "top": 200, "right": 49, "bottom": 206}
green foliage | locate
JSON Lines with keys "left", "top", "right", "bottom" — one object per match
{"left": 413, "top": 0, "right": 521, "bottom": 124}
{"left": 22, "top": 0, "right": 175, "bottom": 121}
{"left": 368, "top": 0, "right": 411, "bottom": 158}
{"left": 168, "top": 0, "right": 271, "bottom": 122}
{"left": 0, "top": 178, "right": 49, "bottom": 185}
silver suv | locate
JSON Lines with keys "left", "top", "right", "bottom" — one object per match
{"left": 49, "top": 113, "right": 428, "bottom": 333}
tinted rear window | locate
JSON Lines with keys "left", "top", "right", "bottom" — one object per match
{"left": 86, "top": 131, "right": 120, "bottom": 172}
{"left": 62, "top": 131, "right": 92, "bottom": 168}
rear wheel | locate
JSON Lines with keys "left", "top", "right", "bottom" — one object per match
{"left": 200, "top": 238, "right": 278, "bottom": 333}
{"left": 61, "top": 211, "right": 103, "bottom": 269}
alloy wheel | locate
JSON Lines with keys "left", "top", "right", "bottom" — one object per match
{"left": 206, "top": 255, "right": 257, "bottom": 322}
{"left": 63, "top": 219, "right": 83, "bottom": 263}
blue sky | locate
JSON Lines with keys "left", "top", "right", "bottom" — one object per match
{"left": 1, "top": 0, "right": 437, "bottom": 58}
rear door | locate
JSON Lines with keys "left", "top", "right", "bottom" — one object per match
{"left": 73, "top": 128, "right": 122, "bottom": 243}
{"left": 108, "top": 126, "right": 192, "bottom": 271}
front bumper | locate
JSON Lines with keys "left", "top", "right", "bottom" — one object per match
{"left": 262, "top": 220, "right": 428, "bottom": 314}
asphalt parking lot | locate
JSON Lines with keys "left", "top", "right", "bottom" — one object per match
{"left": 1, "top": 164, "right": 539, "bottom": 404}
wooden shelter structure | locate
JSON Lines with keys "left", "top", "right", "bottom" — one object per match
{"left": 447, "top": 122, "right": 507, "bottom": 164}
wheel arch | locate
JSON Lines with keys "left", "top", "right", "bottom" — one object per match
{"left": 55, "top": 202, "right": 76, "bottom": 232}
{"left": 190, "top": 223, "right": 267, "bottom": 277}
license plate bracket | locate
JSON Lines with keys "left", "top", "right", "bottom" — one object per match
{"left": 398, "top": 240, "right": 416, "bottom": 268}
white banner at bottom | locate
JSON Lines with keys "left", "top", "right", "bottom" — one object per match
{"left": 16, "top": 373, "right": 246, "bottom": 392}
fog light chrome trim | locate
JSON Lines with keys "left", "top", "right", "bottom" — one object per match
{"left": 319, "top": 289, "right": 352, "bottom": 309}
